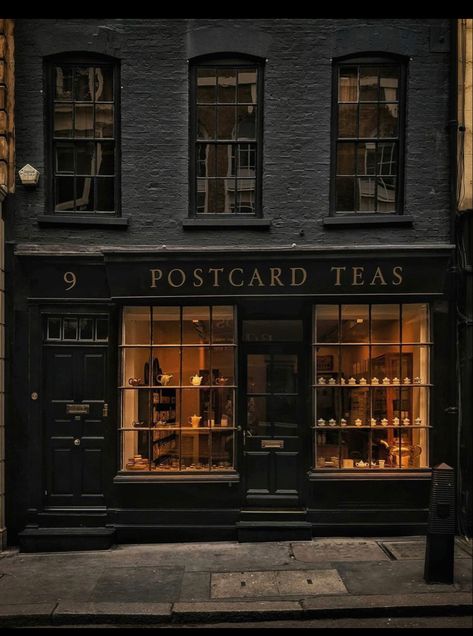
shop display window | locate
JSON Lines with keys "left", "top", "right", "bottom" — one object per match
{"left": 120, "top": 306, "right": 236, "bottom": 474}
{"left": 313, "top": 304, "right": 430, "bottom": 470}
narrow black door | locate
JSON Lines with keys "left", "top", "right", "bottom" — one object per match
{"left": 44, "top": 346, "right": 108, "bottom": 507}
{"left": 243, "top": 343, "right": 305, "bottom": 507}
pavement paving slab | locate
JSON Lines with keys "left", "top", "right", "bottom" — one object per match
{"left": 380, "top": 539, "right": 472, "bottom": 560}
{"left": 52, "top": 601, "right": 172, "bottom": 625}
{"left": 291, "top": 538, "right": 390, "bottom": 562}
{"left": 90, "top": 566, "right": 184, "bottom": 603}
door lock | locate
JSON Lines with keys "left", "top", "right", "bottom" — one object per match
{"left": 103, "top": 403, "right": 109, "bottom": 417}
{"left": 73, "top": 438, "right": 81, "bottom": 446}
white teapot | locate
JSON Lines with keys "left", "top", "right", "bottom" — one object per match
{"left": 190, "top": 373, "right": 203, "bottom": 386}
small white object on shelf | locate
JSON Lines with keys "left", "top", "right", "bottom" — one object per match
{"left": 328, "top": 377, "right": 336, "bottom": 385}
{"left": 370, "top": 418, "right": 377, "bottom": 427}
{"left": 381, "top": 418, "right": 388, "bottom": 427}
{"left": 319, "top": 377, "right": 326, "bottom": 384}
{"left": 392, "top": 377, "right": 400, "bottom": 384}
{"left": 328, "top": 418, "right": 337, "bottom": 426}
{"left": 355, "top": 418, "right": 363, "bottom": 427}
{"left": 393, "top": 417, "right": 400, "bottom": 427}
{"left": 415, "top": 417, "right": 422, "bottom": 426}
{"left": 340, "top": 377, "right": 346, "bottom": 385}
{"left": 340, "top": 418, "right": 347, "bottom": 427}
{"left": 403, "top": 417, "right": 410, "bottom": 426}
{"left": 359, "top": 377, "right": 367, "bottom": 385}
{"left": 382, "top": 377, "right": 390, "bottom": 385}
{"left": 348, "top": 377, "right": 356, "bottom": 385}
{"left": 317, "top": 418, "right": 326, "bottom": 426}
{"left": 371, "top": 377, "right": 379, "bottom": 385}
{"left": 403, "top": 377, "right": 411, "bottom": 384}
{"left": 414, "top": 377, "right": 422, "bottom": 384}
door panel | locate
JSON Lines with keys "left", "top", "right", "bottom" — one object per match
{"left": 243, "top": 344, "right": 305, "bottom": 507}
{"left": 44, "top": 346, "right": 108, "bottom": 507}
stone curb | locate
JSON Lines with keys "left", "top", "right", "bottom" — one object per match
{"left": 0, "top": 594, "right": 471, "bottom": 626}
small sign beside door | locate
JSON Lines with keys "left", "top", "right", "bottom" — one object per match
{"left": 66, "top": 404, "right": 90, "bottom": 415}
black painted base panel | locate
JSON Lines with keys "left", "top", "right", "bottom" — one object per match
{"left": 18, "top": 527, "right": 116, "bottom": 553}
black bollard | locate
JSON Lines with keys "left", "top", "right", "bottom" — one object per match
{"left": 424, "top": 462, "right": 456, "bottom": 584}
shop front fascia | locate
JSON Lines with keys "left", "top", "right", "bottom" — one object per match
{"left": 10, "top": 244, "right": 455, "bottom": 549}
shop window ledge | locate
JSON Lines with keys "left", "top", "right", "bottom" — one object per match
{"left": 308, "top": 469, "right": 432, "bottom": 480}
{"left": 113, "top": 472, "right": 240, "bottom": 484}
{"left": 323, "top": 215, "right": 414, "bottom": 228}
{"left": 38, "top": 215, "right": 130, "bottom": 228}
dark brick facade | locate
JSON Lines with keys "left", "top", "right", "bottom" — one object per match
{"left": 6, "top": 18, "right": 452, "bottom": 248}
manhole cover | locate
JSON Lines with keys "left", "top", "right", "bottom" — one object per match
{"left": 380, "top": 540, "right": 471, "bottom": 561}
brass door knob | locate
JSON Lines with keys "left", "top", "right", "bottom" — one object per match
{"left": 73, "top": 438, "right": 81, "bottom": 446}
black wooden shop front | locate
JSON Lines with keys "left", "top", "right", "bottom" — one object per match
{"left": 10, "top": 246, "right": 454, "bottom": 551}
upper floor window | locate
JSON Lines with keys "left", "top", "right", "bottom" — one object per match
{"left": 48, "top": 57, "right": 119, "bottom": 215}
{"left": 331, "top": 56, "right": 406, "bottom": 215}
{"left": 190, "top": 57, "right": 263, "bottom": 216}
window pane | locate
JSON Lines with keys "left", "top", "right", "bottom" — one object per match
{"left": 317, "top": 428, "right": 340, "bottom": 468}
{"left": 182, "top": 307, "right": 210, "bottom": 344}
{"left": 237, "top": 69, "right": 257, "bottom": 103}
{"left": 357, "top": 177, "right": 376, "bottom": 211}
{"left": 54, "top": 104, "right": 73, "bottom": 137}
{"left": 357, "top": 142, "right": 377, "bottom": 175}
{"left": 337, "top": 143, "right": 356, "bottom": 175}
{"left": 197, "top": 105, "right": 216, "bottom": 139}
{"left": 150, "top": 349, "right": 180, "bottom": 387}
{"left": 79, "top": 318, "right": 94, "bottom": 340}
{"left": 315, "top": 306, "right": 339, "bottom": 343}
{"left": 236, "top": 143, "right": 256, "bottom": 176}
{"left": 181, "top": 431, "right": 210, "bottom": 471}
{"left": 315, "top": 387, "right": 338, "bottom": 423}
{"left": 76, "top": 142, "right": 95, "bottom": 175}
{"left": 217, "top": 69, "right": 236, "bottom": 103}
{"left": 359, "top": 104, "right": 378, "bottom": 137}
{"left": 63, "top": 317, "right": 78, "bottom": 340}
{"left": 247, "top": 396, "right": 270, "bottom": 435}
{"left": 359, "top": 66, "right": 379, "bottom": 101}
{"left": 248, "top": 354, "right": 270, "bottom": 393}
{"left": 212, "top": 179, "right": 232, "bottom": 213}
{"left": 376, "top": 177, "right": 396, "bottom": 212}
{"left": 96, "top": 142, "right": 115, "bottom": 175}
{"left": 212, "top": 306, "right": 235, "bottom": 343}
{"left": 379, "top": 104, "right": 398, "bottom": 137}
{"left": 335, "top": 176, "right": 355, "bottom": 211}
{"left": 122, "top": 348, "right": 151, "bottom": 387}
{"left": 377, "top": 142, "right": 397, "bottom": 175}
{"left": 74, "top": 104, "right": 94, "bottom": 137}
{"left": 74, "top": 66, "right": 94, "bottom": 100}
{"left": 341, "top": 305, "right": 369, "bottom": 342}
{"left": 211, "top": 431, "right": 234, "bottom": 470}
{"left": 153, "top": 428, "right": 180, "bottom": 471}
{"left": 402, "top": 304, "right": 429, "bottom": 342}
{"left": 217, "top": 105, "right": 236, "bottom": 139}
{"left": 96, "top": 177, "right": 115, "bottom": 210}
{"left": 75, "top": 177, "right": 94, "bottom": 211}
{"left": 152, "top": 306, "right": 181, "bottom": 345}
{"left": 54, "top": 66, "right": 73, "bottom": 100}
{"left": 96, "top": 318, "right": 109, "bottom": 341}
{"left": 123, "top": 307, "right": 150, "bottom": 345}
{"left": 237, "top": 105, "right": 256, "bottom": 139}
{"left": 371, "top": 305, "right": 400, "bottom": 342}
{"left": 338, "top": 104, "right": 357, "bottom": 137}
{"left": 47, "top": 317, "right": 62, "bottom": 340}
{"left": 55, "top": 176, "right": 74, "bottom": 211}
{"left": 339, "top": 66, "right": 358, "bottom": 102}
{"left": 197, "top": 68, "right": 216, "bottom": 103}
{"left": 380, "top": 66, "right": 399, "bottom": 101}
{"left": 211, "top": 347, "right": 234, "bottom": 386}
{"left": 95, "top": 104, "right": 114, "bottom": 138}
{"left": 340, "top": 429, "right": 370, "bottom": 467}
{"left": 237, "top": 180, "right": 255, "bottom": 213}
{"left": 340, "top": 346, "right": 369, "bottom": 384}
{"left": 55, "top": 143, "right": 74, "bottom": 173}
{"left": 216, "top": 144, "right": 234, "bottom": 177}
{"left": 123, "top": 429, "right": 151, "bottom": 471}
{"left": 95, "top": 66, "right": 114, "bottom": 101}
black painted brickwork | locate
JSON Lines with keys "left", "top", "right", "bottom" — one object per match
{"left": 7, "top": 18, "right": 452, "bottom": 248}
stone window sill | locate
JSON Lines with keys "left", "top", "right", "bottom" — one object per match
{"left": 323, "top": 215, "right": 414, "bottom": 228}
{"left": 38, "top": 215, "right": 129, "bottom": 228}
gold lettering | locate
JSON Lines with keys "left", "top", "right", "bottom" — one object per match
{"left": 208, "top": 268, "right": 224, "bottom": 287}
{"left": 270, "top": 267, "right": 284, "bottom": 286}
{"left": 249, "top": 268, "right": 265, "bottom": 287}
{"left": 392, "top": 266, "right": 403, "bottom": 285}
{"left": 229, "top": 268, "right": 244, "bottom": 287}
{"left": 168, "top": 269, "right": 186, "bottom": 288}
{"left": 331, "top": 266, "right": 346, "bottom": 286}
{"left": 193, "top": 268, "right": 204, "bottom": 287}
{"left": 290, "top": 267, "right": 307, "bottom": 286}
{"left": 352, "top": 267, "right": 364, "bottom": 286}
{"left": 369, "top": 266, "right": 387, "bottom": 286}
{"left": 150, "top": 269, "right": 163, "bottom": 288}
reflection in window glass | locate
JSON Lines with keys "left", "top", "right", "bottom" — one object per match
{"left": 313, "top": 304, "right": 430, "bottom": 470}
{"left": 121, "top": 306, "right": 236, "bottom": 473}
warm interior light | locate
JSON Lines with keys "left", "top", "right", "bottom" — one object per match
{"left": 356, "top": 318, "right": 364, "bottom": 324}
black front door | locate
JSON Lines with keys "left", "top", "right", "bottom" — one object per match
{"left": 44, "top": 346, "right": 109, "bottom": 507}
{"left": 242, "top": 343, "right": 306, "bottom": 507}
